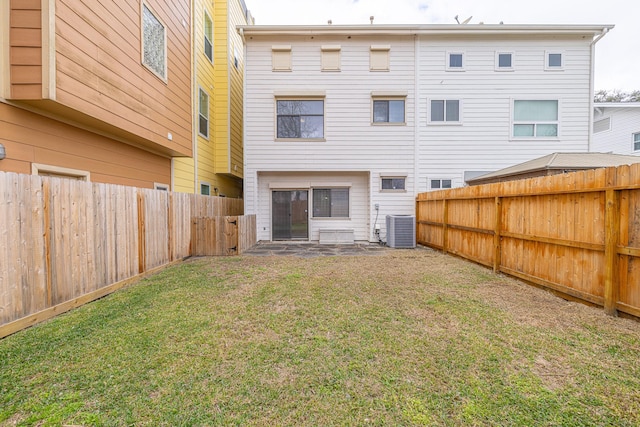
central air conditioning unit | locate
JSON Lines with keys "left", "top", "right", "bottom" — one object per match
{"left": 386, "top": 215, "right": 416, "bottom": 248}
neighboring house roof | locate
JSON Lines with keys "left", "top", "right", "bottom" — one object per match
{"left": 594, "top": 103, "right": 640, "bottom": 109}
{"left": 238, "top": 24, "right": 613, "bottom": 37}
{"left": 466, "top": 152, "right": 640, "bottom": 184}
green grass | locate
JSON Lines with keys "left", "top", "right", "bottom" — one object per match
{"left": 1, "top": 250, "right": 639, "bottom": 426}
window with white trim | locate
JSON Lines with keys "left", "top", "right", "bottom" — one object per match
{"left": 198, "top": 88, "right": 209, "bottom": 138}
{"left": 276, "top": 99, "right": 324, "bottom": 139}
{"left": 513, "top": 100, "right": 558, "bottom": 138}
{"left": 496, "top": 52, "right": 513, "bottom": 70}
{"left": 141, "top": 3, "right": 166, "bottom": 80}
{"left": 429, "top": 99, "right": 461, "bottom": 123}
{"left": 373, "top": 98, "right": 405, "bottom": 124}
{"left": 313, "top": 188, "right": 349, "bottom": 218}
{"left": 204, "top": 10, "right": 213, "bottom": 62}
{"left": 381, "top": 177, "right": 406, "bottom": 191}
{"left": 200, "top": 182, "right": 211, "bottom": 195}
{"left": 430, "top": 179, "right": 452, "bottom": 190}
{"left": 446, "top": 52, "right": 464, "bottom": 70}
{"left": 634, "top": 132, "right": 640, "bottom": 152}
{"left": 545, "top": 51, "right": 563, "bottom": 70}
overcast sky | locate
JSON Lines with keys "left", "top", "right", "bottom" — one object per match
{"left": 246, "top": 0, "right": 638, "bottom": 92}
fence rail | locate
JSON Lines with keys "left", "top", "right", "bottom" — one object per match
{"left": 416, "top": 164, "right": 640, "bottom": 318}
{"left": 0, "top": 172, "right": 247, "bottom": 338}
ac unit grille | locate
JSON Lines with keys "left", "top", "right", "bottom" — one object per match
{"left": 386, "top": 215, "right": 416, "bottom": 248}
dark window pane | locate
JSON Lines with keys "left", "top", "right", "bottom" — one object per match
{"left": 313, "top": 189, "right": 331, "bottom": 217}
{"left": 431, "top": 100, "right": 444, "bottom": 121}
{"left": 431, "top": 180, "right": 441, "bottom": 189}
{"left": 277, "top": 116, "right": 300, "bottom": 138}
{"left": 382, "top": 178, "right": 405, "bottom": 190}
{"left": 300, "top": 115, "right": 324, "bottom": 138}
{"left": 548, "top": 53, "right": 562, "bottom": 67}
{"left": 449, "top": 53, "right": 463, "bottom": 68}
{"left": 313, "top": 189, "right": 349, "bottom": 217}
{"left": 498, "top": 53, "right": 511, "bottom": 67}
{"left": 442, "top": 180, "right": 452, "bottom": 188}
{"left": 199, "top": 115, "right": 208, "bottom": 137}
{"left": 373, "top": 100, "right": 388, "bottom": 122}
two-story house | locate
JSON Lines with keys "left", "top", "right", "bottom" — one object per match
{"left": 593, "top": 102, "right": 640, "bottom": 156}
{"left": 240, "top": 24, "right": 612, "bottom": 243}
{"left": 0, "top": 0, "right": 192, "bottom": 189}
{"left": 173, "top": 0, "right": 253, "bottom": 198}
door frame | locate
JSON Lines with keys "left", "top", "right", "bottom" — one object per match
{"left": 271, "top": 189, "right": 309, "bottom": 241}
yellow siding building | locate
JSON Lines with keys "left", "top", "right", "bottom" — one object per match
{"left": 174, "top": 0, "right": 252, "bottom": 198}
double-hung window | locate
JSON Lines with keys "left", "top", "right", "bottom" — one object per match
{"left": 313, "top": 188, "right": 349, "bottom": 218}
{"left": 429, "top": 99, "right": 461, "bottom": 123}
{"left": 141, "top": 3, "right": 167, "bottom": 80}
{"left": 198, "top": 88, "right": 209, "bottom": 138}
{"left": 634, "top": 132, "right": 640, "bottom": 152}
{"left": 276, "top": 99, "right": 324, "bottom": 139}
{"left": 513, "top": 100, "right": 558, "bottom": 138}
{"left": 204, "top": 11, "right": 213, "bottom": 62}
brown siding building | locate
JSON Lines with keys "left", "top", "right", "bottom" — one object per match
{"left": 0, "top": 0, "right": 192, "bottom": 188}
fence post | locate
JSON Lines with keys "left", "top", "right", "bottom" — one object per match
{"left": 42, "top": 179, "right": 53, "bottom": 307}
{"left": 604, "top": 189, "right": 620, "bottom": 316}
{"left": 493, "top": 196, "right": 502, "bottom": 273}
{"left": 168, "top": 193, "right": 173, "bottom": 262}
{"left": 137, "top": 190, "right": 146, "bottom": 274}
{"left": 442, "top": 199, "right": 449, "bottom": 254}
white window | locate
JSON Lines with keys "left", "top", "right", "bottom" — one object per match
{"left": 496, "top": 52, "right": 513, "bottom": 70}
{"left": 198, "top": 88, "right": 209, "bottom": 138}
{"left": 141, "top": 4, "right": 167, "bottom": 80}
{"left": 381, "top": 177, "right": 406, "bottom": 191}
{"left": 429, "top": 99, "right": 461, "bottom": 123}
{"left": 513, "top": 100, "right": 559, "bottom": 138}
{"left": 321, "top": 45, "right": 341, "bottom": 71}
{"left": 370, "top": 45, "right": 390, "bottom": 71}
{"left": 431, "top": 179, "right": 452, "bottom": 190}
{"left": 276, "top": 99, "right": 324, "bottom": 139}
{"left": 204, "top": 10, "right": 213, "bottom": 62}
{"left": 634, "top": 132, "right": 640, "bottom": 152}
{"left": 272, "top": 45, "right": 291, "bottom": 71}
{"left": 313, "top": 188, "right": 349, "bottom": 218}
{"left": 200, "top": 182, "right": 211, "bottom": 195}
{"left": 545, "top": 51, "right": 563, "bottom": 70}
{"left": 373, "top": 98, "right": 405, "bottom": 124}
{"left": 446, "top": 52, "right": 464, "bottom": 71}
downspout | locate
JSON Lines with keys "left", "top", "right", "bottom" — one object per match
{"left": 588, "top": 27, "right": 610, "bottom": 152}
{"left": 192, "top": 0, "right": 199, "bottom": 193}
{"left": 413, "top": 33, "right": 420, "bottom": 200}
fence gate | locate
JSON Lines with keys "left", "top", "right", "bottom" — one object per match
{"left": 191, "top": 215, "right": 257, "bottom": 256}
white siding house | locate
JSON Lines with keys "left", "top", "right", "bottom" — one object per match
{"left": 240, "top": 24, "right": 612, "bottom": 243}
{"left": 593, "top": 103, "right": 640, "bottom": 156}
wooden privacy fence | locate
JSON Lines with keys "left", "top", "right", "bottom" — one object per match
{"left": 0, "top": 171, "right": 249, "bottom": 338}
{"left": 416, "top": 164, "right": 640, "bottom": 318}
{"left": 191, "top": 215, "right": 257, "bottom": 256}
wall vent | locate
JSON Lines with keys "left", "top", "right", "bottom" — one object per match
{"left": 386, "top": 215, "right": 416, "bottom": 248}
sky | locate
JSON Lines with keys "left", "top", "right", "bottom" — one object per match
{"left": 246, "top": 0, "right": 639, "bottom": 92}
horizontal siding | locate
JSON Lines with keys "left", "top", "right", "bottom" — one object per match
{"left": 593, "top": 108, "right": 640, "bottom": 155}
{"left": 52, "top": 0, "right": 192, "bottom": 156}
{"left": 0, "top": 102, "right": 171, "bottom": 188}
{"left": 9, "top": 1, "right": 42, "bottom": 99}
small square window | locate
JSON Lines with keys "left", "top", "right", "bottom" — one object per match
{"left": 446, "top": 52, "right": 464, "bottom": 70}
{"left": 200, "top": 183, "right": 211, "bottom": 196}
{"left": 545, "top": 52, "right": 563, "bottom": 70}
{"left": 496, "top": 52, "right": 513, "bottom": 70}
{"left": 381, "top": 177, "right": 406, "bottom": 191}
{"left": 634, "top": 132, "right": 640, "bottom": 151}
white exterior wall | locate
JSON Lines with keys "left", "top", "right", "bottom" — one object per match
{"left": 244, "top": 35, "right": 417, "bottom": 242}
{"left": 593, "top": 107, "right": 640, "bottom": 155}
{"left": 243, "top": 29, "right": 598, "bottom": 242}
{"left": 417, "top": 36, "right": 594, "bottom": 190}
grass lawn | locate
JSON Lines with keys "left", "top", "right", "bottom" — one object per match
{"left": 1, "top": 248, "right": 639, "bottom": 426}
